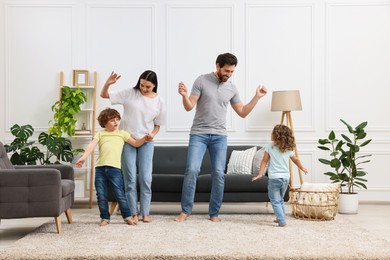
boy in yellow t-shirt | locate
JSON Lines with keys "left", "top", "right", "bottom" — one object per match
{"left": 76, "top": 108, "right": 146, "bottom": 226}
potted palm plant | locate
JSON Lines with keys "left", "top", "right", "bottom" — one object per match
{"left": 318, "top": 119, "right": 372, "bottom": 214}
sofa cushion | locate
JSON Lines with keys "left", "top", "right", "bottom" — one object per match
{"left": 252, "top": 146, "right": 267, "bottom": 175}
{"left": 226, "top": 147, "right": 257, "bottom": 175}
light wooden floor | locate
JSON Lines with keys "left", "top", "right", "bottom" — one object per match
{"left": 1, "top": 202, "right": 389, "bottom": 250}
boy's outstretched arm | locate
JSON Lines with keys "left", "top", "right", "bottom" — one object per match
{"left": 126, "top": 135, "right": 147, "bottom": 148}
{"left": 75, "top": 138, "right": 99, "bottom": 168}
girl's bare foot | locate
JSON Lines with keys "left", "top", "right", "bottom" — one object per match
{"left": 175, "top": 212, "right": 190, "bottom": 222}
{"left": 210, "top": 216, "right": 221, "bottom": 222}
{"left": 142, "top": 215, "right": 152, "bottom": 223}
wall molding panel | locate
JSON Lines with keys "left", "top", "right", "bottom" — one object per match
{"left": 245, "top": 3, "right": 315, "bottom": 133}
{"left": 165, "top": 3, "right": 235, "bottom": 132}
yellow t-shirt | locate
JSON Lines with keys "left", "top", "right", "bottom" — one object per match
{"left": 94, "top": 130, "right": 131, "bottom": 169}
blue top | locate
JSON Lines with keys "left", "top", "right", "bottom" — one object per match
{"left": 265, "top": 143, "right": 294, "bottom": 179}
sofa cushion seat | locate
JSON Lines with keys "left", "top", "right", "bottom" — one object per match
{"left": 152, "top": 174, "right": 183, "bottom": 192}
{"left": 196, "top": 174, "right": 268, "bottom": 193}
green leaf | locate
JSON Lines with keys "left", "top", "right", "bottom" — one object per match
{"left": 340, "top": 119, "right": 354, "bottom": 133}
{"left": 341, "top": 134, "right": 352, "bottom": 143}
{"left": 329, "top": 131, "right": 336, "bottom": 140}
{"left": 317, "top": 145, "right": 330, "bottom": 151}
{"left": 10, "top": 124, "right": 34, "bottom": 140}
{"left": 360, "top": 139, "right": 372, "bottom": 147}
{"left": 318, "top": 158, "right": 331, "bottom": 165}
{"left": 330, "top": 158, "right": 341, "bottom": 168}
{"left": 356, "top": 121, "right": 368, "bottom": 130}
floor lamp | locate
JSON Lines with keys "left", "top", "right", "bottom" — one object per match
{"left": 271, "top": 90, "right": 303, "bottom": 187}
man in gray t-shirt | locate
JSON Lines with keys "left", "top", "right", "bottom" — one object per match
{"left": 176, "top": 53, "right": 268, "bottom": 222}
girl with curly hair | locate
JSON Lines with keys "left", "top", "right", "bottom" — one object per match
{"left": 252, "top": 124, "right": 308, "bottom": 227}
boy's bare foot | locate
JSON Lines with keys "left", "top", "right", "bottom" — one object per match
{"left": 142, "top": 215, "right": 152, "bottom": 223}
{"left": 175, "top": 212, "right": 190, "bottom": 222}
{"left": 210, "top": 216, "right": 221, "bottom": 222}
{"left": 100, "top": 220, "right": 109, "bottom": 226}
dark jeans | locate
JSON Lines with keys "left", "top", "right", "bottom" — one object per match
{"left": 95, "top": 166, "right": 131, "bottom": 222}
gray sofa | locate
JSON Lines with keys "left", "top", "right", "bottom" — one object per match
{"left": 110, "top": 145, "right": 288, "bottom": 203}
{"left": 151, "top": 145, "right": 270, "bottom": 202}
{"left": 0, "top": 142, "right": 75, "bottom": 234}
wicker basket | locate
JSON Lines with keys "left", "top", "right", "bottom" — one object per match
{"left": 290, "top": 187, "right": 339, "bottom": 221}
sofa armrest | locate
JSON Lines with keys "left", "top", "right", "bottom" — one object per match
{"left": 14, "top": 164, "right": 74, "bottom": 180}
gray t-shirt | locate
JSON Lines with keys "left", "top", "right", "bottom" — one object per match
{"left": 190, "top": 72, "right": 241, "bottom": 135}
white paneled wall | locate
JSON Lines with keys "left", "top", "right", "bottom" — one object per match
{"left": 1, "top": 0, "right": 389, "bottom": 202}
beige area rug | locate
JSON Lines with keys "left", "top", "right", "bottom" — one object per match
{"left": 1, "top": 210, "right": 390, "bottom": 260}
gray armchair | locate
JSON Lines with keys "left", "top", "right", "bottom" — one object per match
{"left": 0, "top": 142, "right": 75, "bottom": 234}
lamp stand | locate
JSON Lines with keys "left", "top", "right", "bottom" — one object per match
{"left": 280, "top": 111, "right": 303, "bottom": 187}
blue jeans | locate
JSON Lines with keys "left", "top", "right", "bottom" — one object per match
{"left": 181, "top": 134, "right": 227, "bottom": 217}
{"left": 95, "top": 166, "right": 131, "bottom": 222}
{"left": 122, "top": 141, "right": 154, "bottom": 216}
{"left": 268, "top": 178, "right": 289, "bottom": 225}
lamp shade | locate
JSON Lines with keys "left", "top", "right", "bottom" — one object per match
{"left": 271, "top": 90, "right": 302, "bottom": 112}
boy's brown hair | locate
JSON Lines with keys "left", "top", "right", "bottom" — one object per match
{"left": 97, "top": 108, "right": 121, "bottom": 128}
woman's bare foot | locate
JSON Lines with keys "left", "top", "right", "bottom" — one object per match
{"left": 126, "top": 218, "right": 136, "bottom": 225}
{"left": 175, "top": 212, "right": 190, "bottom": 222}
{"left": 142, "top": 215, "right": 152, "bottom": 223}
{"left": 209, "top": 216, "right": 221, "bottom": 222}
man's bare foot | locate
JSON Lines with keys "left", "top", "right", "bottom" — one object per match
{"left": 142, "top": 215, "right": 152, "bottom": 223}
{"left": 175, "top": 212, "right": 190, "bottom": 222}
{"left": 100, "top": 220, "right": 109, "bottom": 226}
{"left": 131, "top": 214, "right": 139, "bottom": 224}
{"left": 210, "top": 216, "right": 221, "bottom": 222}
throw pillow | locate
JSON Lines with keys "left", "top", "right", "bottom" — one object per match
{"left": 252, "top": 146, "right": 267, "bottom": 175}
{"left": 226, "top": 147, "right": 257, "bottom": 175}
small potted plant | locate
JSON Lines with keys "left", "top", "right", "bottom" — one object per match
{"left": 49, "top": 86, "right": 87, "bottom": 137}
{"left": 317, "top": 119, "right": 372, "bottom": 214}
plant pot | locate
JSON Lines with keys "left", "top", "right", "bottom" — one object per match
{"left": 338, "top": 192, "right": 359, "bottom": 214}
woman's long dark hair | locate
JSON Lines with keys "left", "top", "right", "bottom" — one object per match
{"left": 133, "top": 70, "right": 158, "bottom": 93}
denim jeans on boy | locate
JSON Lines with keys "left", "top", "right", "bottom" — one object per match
{"left": 95, "top": 166, "right": 131, "bottom": 222}
{"left": 181, "top": 134, "right": 227, "bottom": 217}
{"left": 122, "top": 141, "right": 154, "bottom": 217}
{"left": 268, "top": 178, "right": 289, "bottom": 225}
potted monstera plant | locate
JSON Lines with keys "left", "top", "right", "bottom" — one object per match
{"left": 318, "top": 119, "right": 372, "bottom": 214}
{"left": 5, "top": 124, "right": 83, "bottom": 165}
